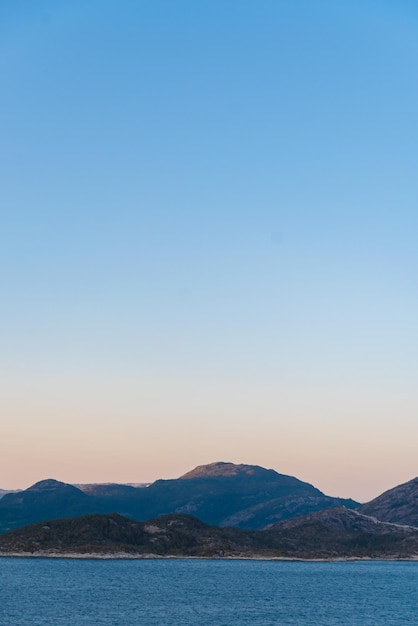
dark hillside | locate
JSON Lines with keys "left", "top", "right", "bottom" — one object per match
{"left": 1, "top": 508, "right": 417, "bottom": 559}
{"left": 0, "top": 480, "right": 98, "bottom": 533}
{"left": 0, "top": 513, "right": 261, "bottom": 557}
{"left": 263, "top": 507, "right": 418, "bottom": 559}
{"left": 359, "top": 477, "right": 418, "bottom": 527}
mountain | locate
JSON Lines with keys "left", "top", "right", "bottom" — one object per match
{"left": 359, "top": 477, "right": 418, "bottom": 527}
{"left": 262, "top": 506, "right": 418, "bottom": 559}
{"left": 0, "top": 462, "right": 359, "bottom": 533}
{"left": 1, "top": 508, "right": 417, "bottom": 559}
{"left": 0, "top": 479, "right": 97, "bottom": 532}
{"left": 120, "top": 462, "right": 358, "bottom": 529}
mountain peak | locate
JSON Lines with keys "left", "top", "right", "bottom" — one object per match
{"left": 27, "top": 479, "right": 78, "bottom": 492}
{"left": 180, "top": 462, "right": 275, "bottom": 480}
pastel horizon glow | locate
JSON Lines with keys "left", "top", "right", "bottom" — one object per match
{"left": 2, "top": 0, "right": 418, "bottom": 502}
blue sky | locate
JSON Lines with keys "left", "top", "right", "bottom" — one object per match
{"left": 1, "top": 0, "right": 418, "bottom": 499}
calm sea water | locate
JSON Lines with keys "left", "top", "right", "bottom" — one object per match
{"left": 1, "top": 558, "right": 417, "bottom": 625}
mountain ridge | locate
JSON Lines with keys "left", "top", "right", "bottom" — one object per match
{"left": 0, "top": 462, "right": 358, "bottom": 533}
{"left": 2, "top": 462, "right": 418, "bottom": 535}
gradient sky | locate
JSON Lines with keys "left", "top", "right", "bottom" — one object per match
{"left": 1, "top": 0, "right": 418, "bottom": 500}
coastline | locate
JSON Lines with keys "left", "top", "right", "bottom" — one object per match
{"left": 1, "top": 551, "right": 417, "bottom": 561}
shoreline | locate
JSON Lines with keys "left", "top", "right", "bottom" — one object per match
{"left": 1, "top": 551, "right": 418, "bottom": 562}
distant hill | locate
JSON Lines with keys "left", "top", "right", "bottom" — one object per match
{"left": 0, "top": 462, "right": 358, "bottom": 533}
{"left": 0, "top": 479, "right": 98, "bottom": 532}
{"left": 0, "top": 489, "right": 20, "bottom": 499}
{"left": 75, "top": 483, "right": 150, "bottom": 496}
{"left": 1, "top": 508, "right": 417, "bottom": 559}
{"left": 75, "top": 484, "right": 142, "bottom": 498}
{"left": 359, "top": 477, "right": 418, "bottom": 527}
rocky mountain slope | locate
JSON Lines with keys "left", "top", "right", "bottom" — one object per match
{"left": 0, "top": 462, "right": 358, "bottom": 533}
{"left": 359, "top": 477, "right": 418, "bottom": 527}
{"left": 263, "top": 507, "right": 418, "bottom": 559}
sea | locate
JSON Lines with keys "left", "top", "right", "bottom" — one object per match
{"left": 1, "top": 559, "right": 417, "bottom": 625}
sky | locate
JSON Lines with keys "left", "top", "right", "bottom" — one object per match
{"left": 1, "top": 0, "right": 418, "bottom": 501}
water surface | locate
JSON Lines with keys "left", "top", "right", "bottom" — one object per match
{"left": 1, "top": 559, "right": 417, "bottom": 625}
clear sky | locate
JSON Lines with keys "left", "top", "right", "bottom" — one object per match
{"left": 1, "top": 0, "right": 417, "bottom": 501}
